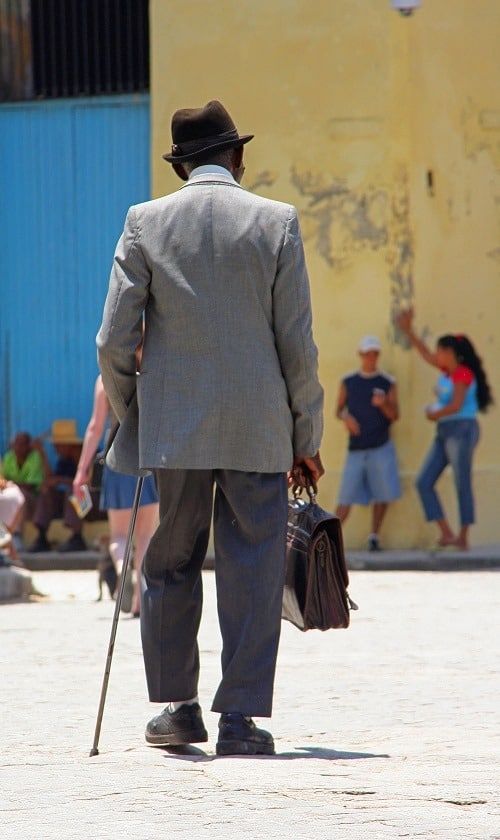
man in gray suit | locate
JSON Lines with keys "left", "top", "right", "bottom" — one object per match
{"left": 97, "top": 100, "right": 324, "bottom": 756}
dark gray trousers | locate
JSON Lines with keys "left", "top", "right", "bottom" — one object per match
{"left": 140, "top": 469, "right": 288, "bottom": 717}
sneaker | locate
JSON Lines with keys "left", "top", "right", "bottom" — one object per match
{"left": 216, "top": 714, "right": 275, "bottom": 756}
{"left": 367, "top": 535, "right": 381, "bottom": 552}
{"left": 27, "top": 535, "right": 51, "bottom": 553}
{"left": 57, "top": 533, "right": 87, "bottom": 553}
{"left": 145, "top": 703, "right": 208, "bottom": 746}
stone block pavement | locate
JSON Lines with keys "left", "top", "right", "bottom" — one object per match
{"left": 1, "top": 567, "right": 499, "bottom": 839}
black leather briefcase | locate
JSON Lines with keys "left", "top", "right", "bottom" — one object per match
{"left": 282, "top": 491, "right": 358, "bottom": 631}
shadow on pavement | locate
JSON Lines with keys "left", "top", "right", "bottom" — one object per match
{"left": 159, "top": 744, "right": 389, "bottom": 762}
{"left": 276, "top": 746, "right": 389, "bottom": 760}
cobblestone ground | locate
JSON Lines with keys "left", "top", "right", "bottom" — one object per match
{"left": 1, "top": 569, "right": 499, "bottom": 839}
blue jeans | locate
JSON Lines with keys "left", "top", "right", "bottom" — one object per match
{"left": 416, "top": 419, "right": 480, "bottom": 526}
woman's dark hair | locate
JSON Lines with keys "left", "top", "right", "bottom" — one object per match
{"left": 437, "top": 334, "right": 494, "bottom": 412}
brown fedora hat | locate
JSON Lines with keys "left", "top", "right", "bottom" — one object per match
{"left": 163, "top": 100, "right": 254, "bottom": 163}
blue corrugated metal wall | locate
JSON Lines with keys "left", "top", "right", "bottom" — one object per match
{"left": 0, "top": 94, "right": 150, "bottom": 458}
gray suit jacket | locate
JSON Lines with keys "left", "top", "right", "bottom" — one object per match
{"left": 97, "top": 170, "right": 323, "bottom": 474}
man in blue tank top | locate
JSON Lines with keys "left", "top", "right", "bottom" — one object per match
{"left": 335, "top": 336, "right": 401, "bottom": 550}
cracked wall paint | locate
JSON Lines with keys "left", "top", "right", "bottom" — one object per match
{"left": 386, "top": 168, "right": 414, "bottom": 349}
{"left": 246, "top": 170, "right": 276, "bottom": 193}
{"left": 290, "top": 166, "right": 388, "bottom": 268}
{"left": 288, "top": 164, "right": 414, "bottom": 348}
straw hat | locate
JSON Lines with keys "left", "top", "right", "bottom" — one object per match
{"left": 50, "top": 419, "right": 82, "bottom": 445}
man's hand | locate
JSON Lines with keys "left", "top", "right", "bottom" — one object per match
{"left": 288, "top": 452, "right": 325, "bottom": 493}
{"left": 425, "top": 405, "right": 440, "bottom": 422}
{"left": 394, "top": 306, "right": 414, "bottom": 334}
{"left": 371, "top": 390, "right": 386, "bottom": 409}
{"left": 72, "top": 470, "right": 88, "bottom": 499}
{"left": 40, "top": 476, "right": 57, "bottom": 493}
{"left": 343, "top": 413, "right": 361, "bottom": 436}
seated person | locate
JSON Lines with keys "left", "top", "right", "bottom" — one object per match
{"left": 2, "top": 432, "right": 46, "bottom": 537}
{"left": 0, "top": 458, "right": 26, "bottom": 563}
{"left": 28, "top": 420, "right": 88, "bottom": 553}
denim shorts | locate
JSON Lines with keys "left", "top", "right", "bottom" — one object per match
{"left": 338, "top": 439, "right": 402, "bottom": 506}
{"left": 100, "top": 466, "right": 158, "bottom": 510}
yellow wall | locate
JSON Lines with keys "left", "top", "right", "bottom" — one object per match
{"left": 150, "top": 0, "right": 500, "bottom": 548}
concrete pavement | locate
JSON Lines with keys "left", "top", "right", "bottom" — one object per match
{"left": 1, "top": 568, "right": 499, "bottom": 839}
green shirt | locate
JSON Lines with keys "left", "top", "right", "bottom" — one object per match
{"left": 2, "top": 449, "right": 44, "bottom": 491}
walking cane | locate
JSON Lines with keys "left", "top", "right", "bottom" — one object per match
{"left": 89, "top": 475, "right": 144, "bottom": 756}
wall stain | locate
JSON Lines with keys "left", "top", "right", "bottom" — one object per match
{"left": 387, "top": 168, "right": 414, "bottom": 348}
{"left": 289, "top": 165, "right": 414, "bottom": 347}
{"left": 461, "top": 99, "right": 500, "bottom": 267}
{"left": 290, "top": 166, "right": 388, "bottom": 268}
{"left": 487, "top": 246, "right": 500, "bottom": 263}
{"left": 246, "top": 170, "right": 276, "bottom": 192}
{"left": 461, "top": 98, "right": 500, "bottom": 170}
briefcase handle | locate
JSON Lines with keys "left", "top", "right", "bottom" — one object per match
{"left": 291, "top": 482, "right": 317, "bottom": 503}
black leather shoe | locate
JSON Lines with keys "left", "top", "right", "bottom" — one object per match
{"left": 145, "top": 703, "right": 208, "bottom": 746}
{"left": 57, "top": 533, "right": 87, "bottom": 553}
{"left": 216, "top": 714, "right": 275, "bottom": 756}
{"left": 27, "top": 535, "right": 51, "bottom": 553}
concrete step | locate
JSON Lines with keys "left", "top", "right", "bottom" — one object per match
{"left": 346, "top": 547, "right": 500, "bottom": 571}
{"left": 17, "top": 550, "right": 216, "bottom": 572}
{"left": 14, "top": 545, "right": 500, "bottom": 574}
{"left": 18, "top": 550, "right": 102, "bottom": 571}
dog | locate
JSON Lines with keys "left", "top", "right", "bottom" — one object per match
{"left": 95, "top": 536, "right": 118, "bottom": 601}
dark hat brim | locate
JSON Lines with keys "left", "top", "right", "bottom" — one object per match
{"left": 163, "top": 133, "right": 254, "bottom": 163}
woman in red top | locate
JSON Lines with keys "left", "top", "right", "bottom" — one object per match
{"left": 397, "top": 309, "right": 493, "bottom": 549}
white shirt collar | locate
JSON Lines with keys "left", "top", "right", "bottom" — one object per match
{"left": 188, "top": 164, "right": 236, "bottom": 182}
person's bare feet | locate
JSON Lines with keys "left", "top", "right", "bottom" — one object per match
{"left": 437, "top": 536, "right": 457, "bottom": 548}
{"left": 437, "top": 536, "right": 468, "bottom": 550}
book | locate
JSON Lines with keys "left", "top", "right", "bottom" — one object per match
{"left": 69, "top": 485, "right": 93, "bottom": 519}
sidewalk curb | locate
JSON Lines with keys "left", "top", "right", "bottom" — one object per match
{"left": 346, "top": 550, "right": 500, "bottom": 571}
{"left": 18, "top": 551, "right": 101, "bottom": 571}
{"left": 14, "top": 545, "right": 500, "bottom": 574}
